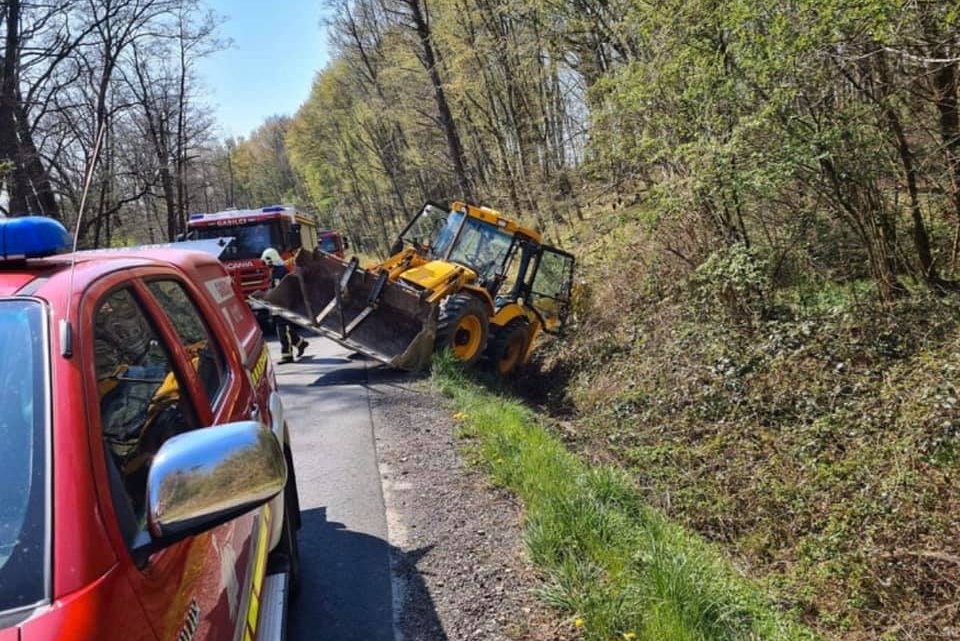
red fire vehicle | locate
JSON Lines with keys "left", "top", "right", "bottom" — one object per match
{"left": 318, "top": 229, "right": 348, "bottom": 258}
{"left": 187, "top": 206, "right": 321, "bottom": 297}
{"left": 0, "top": 216, "right": 301, "bottom": 641}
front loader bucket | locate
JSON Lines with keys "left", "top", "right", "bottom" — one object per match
{"left": 259, "top": 250, "right": 437, "bottom": 371}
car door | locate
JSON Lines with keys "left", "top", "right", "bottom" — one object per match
{"left": 86, "top": 272, "right": 266, "bottom": 641}
{"left": 529, "top": 246, "right": 575, "bottom": 334}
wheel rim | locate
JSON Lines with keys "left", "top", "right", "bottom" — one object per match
{"left": 498, "top": 331, "right": 525, "bottom": 374}
{"left": 452, "top": 315, "right": 483, "bottom": 360}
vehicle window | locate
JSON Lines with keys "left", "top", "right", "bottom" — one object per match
{"left": 94, "top": 289, "right": 198, "bottom": 544}
{"left": 530, "top": 249, "right": 574, "bottom": 332}
{"left": 496, "top": 240, "right": 525, "bottom": 301}
{"left": 447, "top": 218, "right": 514, "bottom": 281}
{"left": 429, "top": 211, "right": 462, "bottom": 257}
{"left": 147, "top": 280, "right": 226, "bottom": 407}
{"left": 0, "top": 300, "right": 47, "bottom": 611}
{"left": 193, "top": 221, "right": 284, "bottom": 259}
{"left": 402, "top": 203, "right": 453, "bottom": 252}
{"left": 320, "top": 235, "right": 338, "bottom": 253}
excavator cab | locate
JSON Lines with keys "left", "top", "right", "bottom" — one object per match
{"left": 397, "top": 203, "right": 515, "bottom": 287}
{"left": 255, "top": 201, "right": 574, "bottom": 373}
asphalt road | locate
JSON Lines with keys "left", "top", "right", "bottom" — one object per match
{"left": 269, "top": 336, "right": 396, "bottom": 641}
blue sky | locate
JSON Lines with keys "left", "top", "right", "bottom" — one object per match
{"left": 197, "top": 0, "right": 330, "bottom": 139}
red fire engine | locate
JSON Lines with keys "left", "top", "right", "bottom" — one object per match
{"left": 187, "top": 206, "right": 344, "bottom": 297}
{"left": 318, "top": 229, "right": 348, "bottom": 258}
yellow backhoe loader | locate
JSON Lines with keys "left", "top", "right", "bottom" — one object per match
{"left": 252, "top": 201, "right": 575, "bottom": 374}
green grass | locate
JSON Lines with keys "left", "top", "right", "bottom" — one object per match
{"left": 432, "top": 354, "right": 816, "bottom": 641}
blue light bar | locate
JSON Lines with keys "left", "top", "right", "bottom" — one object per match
{"left": 190, "top": 213, "right": 205, "bottom": 221}
{"left": 0, "top": 216, "right": 72, "bottom": 260}
{"left": 262, "top": 206, "right": 285, "bottom": 213}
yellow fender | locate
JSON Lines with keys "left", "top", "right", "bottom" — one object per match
{"left": 491, "top": 303, "right": 542, "bottom": 364}
{"left": 460, "top": 284, "right": 496, "bottom": 316}
{"left": 491, "top": 303, "right": 526, "bottom": 328}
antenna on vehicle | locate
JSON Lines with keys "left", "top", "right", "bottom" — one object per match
{"left": 61, "top": 122, "right": 107, "bottom": 358}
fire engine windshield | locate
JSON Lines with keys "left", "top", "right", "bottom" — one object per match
{"left": 193, "top": 222, "right": 286, "bottom": 260}
{"left": 319, "top": 235, "right": 339, "bottom": 253}
{"left": 0, "top": 300, "right": 48, "bottom": 613}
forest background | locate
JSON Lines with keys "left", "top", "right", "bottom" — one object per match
{"left": 3, "top": 0, "right": 960, "bottom": 638}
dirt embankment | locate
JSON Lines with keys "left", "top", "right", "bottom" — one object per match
{"left": 521, "top": 284, "right": 960, "bottom": 639}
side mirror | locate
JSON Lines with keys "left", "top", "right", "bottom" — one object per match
{"left": 342, "top": 236, "right": 350, "bottom": 250}
{"left": 145, "top": 421, "right": 286, "bottom": 550}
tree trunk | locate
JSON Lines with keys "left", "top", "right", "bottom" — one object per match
{"left": 405, "top": 0, "right": 473, "bottom": 200}
{"left": 226, "top": 142, "right": 236, "bottom": 208}
{"left": 0, "top": 0, "right": 29, "bottom": 215}
{"left": 14, "top": 98, "right": 59, "bottom": 218}
{"left": 885, "top": 103, "right": 941, "bottom": 285}
{"left": 159, "top": 113, "right": 178, "bottom": 241}
{"left": 931, "top": 61, "right": 960, "bottom": 268}
{"left": 820, "top": 154, "right": 906, "bottom": 302}
{"left": 174, "top": 26, "right": 188, "bottom": 236}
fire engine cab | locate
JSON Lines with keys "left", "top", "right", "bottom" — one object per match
{"left": 187, "top": 206, "right": 320, "bottom": 297}
{"left": 0, "top": 215, "right": 301, "bottom": 641}
{"left": 318, "top": 230, "right": 348, "bottom": 258}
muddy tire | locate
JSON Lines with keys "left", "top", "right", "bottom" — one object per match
{"left": 436, "top": 293, "right": 489, "bottom": 366}
{"left": 486, "top": 319, "right": 530, "bottom": 376}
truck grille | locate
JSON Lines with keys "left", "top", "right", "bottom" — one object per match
{"left": 236, "top": 267, "right": 270, "bottom": 295}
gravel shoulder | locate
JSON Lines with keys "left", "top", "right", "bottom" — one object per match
{"left": 369, "top": 376, "right": 570, "bottom": 641}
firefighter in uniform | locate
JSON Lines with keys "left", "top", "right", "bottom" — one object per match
{"left": 261, "top": 248, "right": 309, "bottom": 363}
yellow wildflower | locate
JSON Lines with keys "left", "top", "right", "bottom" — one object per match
{"left": 623, "top": 633, "right": 637, "bottom": 640}
{"left": 574, "top": 617, "right": 585, "bottom": 629}
{"left": 453, "top": 411, "right": 468, "bottom": 421}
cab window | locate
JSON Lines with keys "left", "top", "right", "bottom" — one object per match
{"left": 94, "top": 288, "right": 199, "bottom": 545}
{"left": 194, "top": 222, "right": 283, "bottom": 259}
{"left": 146, "top": 280, "right": 226, "bottom": 407}
{"left": 530, "top": 248, "right": 574, "bottom": 333}
{"left": 320, "top": 235, "right": 339, "bottom": 253}
{"left": 446, "top": 217, "right": 513, "bottom": 281}
{"left": 494, "top": 238, "right": 533, "bottom": 301}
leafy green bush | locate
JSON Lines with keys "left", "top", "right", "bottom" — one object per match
{"left": 691, "top": 243, "right": 770, "bottom": 323}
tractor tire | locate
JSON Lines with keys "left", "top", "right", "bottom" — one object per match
{"left": 486, "top": 318, "right": 530, "bottom": 376}
{"left": 436, "top": 293, "right": 489, "bottom": 366}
